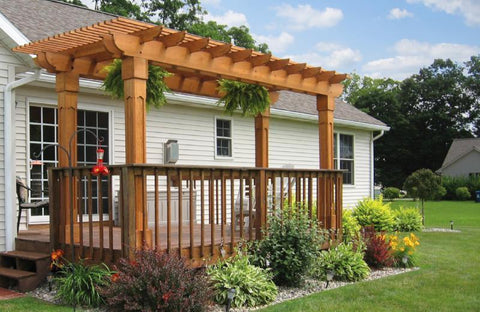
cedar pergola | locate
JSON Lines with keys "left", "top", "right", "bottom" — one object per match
{"left": 14, "top": 17, "right": 346, "bottom": 247}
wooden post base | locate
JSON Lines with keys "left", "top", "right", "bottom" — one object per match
{"left": 136, "top": 229, "right": 152, "bottom": 249}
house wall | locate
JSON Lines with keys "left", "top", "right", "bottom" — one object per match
{"left": 441, "top": 150, "right": 480, "bottom": 177}
{"left": 0, "top": 41, "right": 28, "bottom": 250}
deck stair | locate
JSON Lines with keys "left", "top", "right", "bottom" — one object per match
{"left": 0, "top": 250, "right": 50, "bottom": 292}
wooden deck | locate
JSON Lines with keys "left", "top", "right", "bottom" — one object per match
{"left": 18, "top": 222, "right": 247, "bottom": 265}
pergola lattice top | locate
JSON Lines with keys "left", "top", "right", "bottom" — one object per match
{"left": 14, "top": 17, "right": 346, "bottom": 97}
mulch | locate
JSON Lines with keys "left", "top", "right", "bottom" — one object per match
{"left": 0, "top": 287, "right": 25, "bottom": 300}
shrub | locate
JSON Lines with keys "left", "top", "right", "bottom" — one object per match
{"left": 455, "top": 186, "right": 471, "bottom": 201}
{"left": 383, "top": 187, "right": 400, "bottom": 199}
{"left": 311, "top": 243, "right": 370, "bottom": 282}
{"left": 207, "top": 250, "right": 277, "bottom": 308}
{"left": 251, "top": 206, "right": 326, "bottom": 286}
{"left": 362, "top": 226, "right": 393, "bottom": 268}
{"left": 353, "top": 196, "right": 395, "bottom": 232}
{"left": 342, "top": 209, "right": 361, "bottom": 243}
{"left": 442, "top": 175, "right": 480, "bottom": 200}
{"left": 54, "top": 259, "right": 113, "bottom": 308}
{"left": 388, "top": 233, "right": 420, "bottom": 267}
{"left": 101, "top": 249, "right": 211, "bottom": 311}
{"left": 393, "top": 207, "right": 422, "bottom": 232}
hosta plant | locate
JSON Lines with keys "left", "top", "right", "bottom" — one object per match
{"left": 207, "top": 249, "right": 277, "bottom": 308}
{"left": 311, "top": 242, "right": 370, "bottom": 282}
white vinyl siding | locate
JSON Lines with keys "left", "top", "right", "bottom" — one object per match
{"left": 0, "top": 43, "right": 27, "bottom": 250}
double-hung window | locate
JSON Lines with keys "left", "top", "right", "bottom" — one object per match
{"left": 334, "top": 133, "right": 354, "bottom": 185}
{"left": 216, "top": 118, "right": 232, "bottom": 157}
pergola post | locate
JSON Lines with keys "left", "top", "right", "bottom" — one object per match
{"left": 56, "top": 71, "right": 79, "bottom": 243}
{"left": 317, "top": 94, "right": 335, "bottom": 229}
{"left": 254, "top": 91, "right": 278, "bottom": 238}
{"left": 122, "top": 56, "right": 151, "bottom": 247}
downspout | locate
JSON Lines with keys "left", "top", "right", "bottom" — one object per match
{"left": 4, "top": 69, "right": 41, "bottom": 251}
{"left": 370, "top": 130, "right": 385, "bottom": 198}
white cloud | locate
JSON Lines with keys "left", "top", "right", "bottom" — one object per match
{"left": 287, "top": 44, "right": 362, "bottom": 70}
{"left": 363, "top": 39, "right": 480, "bottom": 79}
{"left": 204, "top": 10, "right": 249, "bottom": 27}
{"left": 407, "top": 0, "right": 480, "bottom": 26}
{"left": 253, "top": 32, "right": 294, "bottom": 54}
{"left": 202, "top": 0, "right": 221, "bottom": 6}
{"left": 388, "top": 8, "right": 413, "bottom": 19}
{"left": 274, "top": 4, "right": 343, "bottom": 30}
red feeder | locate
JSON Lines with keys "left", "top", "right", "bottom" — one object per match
{"left": 91, "top": 148, "right": 109, "bottom": 176}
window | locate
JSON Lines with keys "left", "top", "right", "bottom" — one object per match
{"left": 334, "top": 133, "right": 354, "bottom": 185}
{"left": 216, "top": 118, "right": 232, "bottom": 157}
{"left": 29, "top": 106, "right": 109, "bottom": 218}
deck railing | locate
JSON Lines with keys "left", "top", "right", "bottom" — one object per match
{"left": 48, "top": 165, "right": 343, "bottom": 265}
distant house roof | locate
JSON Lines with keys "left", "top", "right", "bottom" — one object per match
{"left": 0, "top": 0, "right": 387, "bottom": 130}
{"left": 438, "top": 138, "right": 480, "bottom": 172}
{"left": 275, "top": 91, "right": 388, "bottom": 129}
{"left": 0, "top": 0, "right": 114, "bottom": 42}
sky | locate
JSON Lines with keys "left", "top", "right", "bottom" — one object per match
{"left": 82, "top": 0, "right": 480, "bottom": 80}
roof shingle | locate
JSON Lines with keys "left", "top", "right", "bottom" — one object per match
{"left": 275, "top": 91, "right": 387, "bottom": 128}
{"left": 0, "top": 0, "right": 114, "bottom": 41}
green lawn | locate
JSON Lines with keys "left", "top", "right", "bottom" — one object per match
{"left": 0, "top": 296, "right": 73, "bottom": 312}
{"left": 260, "top": 201, "right": 480, "bottom": 312}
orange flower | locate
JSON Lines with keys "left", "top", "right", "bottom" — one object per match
{"left": 162, "top": 291, "right": 173, "bottom": 302}
{"left": 111, "top": 273, "right": 119, "bottom": 282}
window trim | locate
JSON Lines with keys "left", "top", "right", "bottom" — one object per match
{"left": 334, "top": 132, "right": 355, "bottom": 185}
{"left": 214, "top": 116, "right": 234, "bottom": 159}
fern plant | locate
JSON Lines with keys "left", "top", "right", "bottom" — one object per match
{"left": 217, "top": 79, "right": 270, "bottom": 116}
{"left": 102, "top": 59, "right": 172, "bottom": 110}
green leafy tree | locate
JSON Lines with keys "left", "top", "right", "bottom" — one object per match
{"left": 403, "top": 169, "right": 443, "bottom": 224}
{"left": 144, "top": 0, "right": 205, "bottom": 29}
{"left": 187, "top": 21, "right": 270, "bottom": 53}
{"left": 94, "top": 0, "right": 150, "bottom": 21}
{"left": 343, "top": 58, "right": 479, "bottom": 188}
{"left": 61, "top": 0, "right": 87, "bottom": 6}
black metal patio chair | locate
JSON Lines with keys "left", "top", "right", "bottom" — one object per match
{"left": 16, "top": 177, "right": 49, "bottom": 233}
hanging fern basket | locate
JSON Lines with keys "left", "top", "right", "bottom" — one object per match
{"left": 102, "top": 59, "right": 172, "bottom": 110}
{"left": 217, "top": 79, "right": 271, "bottom": 116}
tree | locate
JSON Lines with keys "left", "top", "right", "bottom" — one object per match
{"left": 61, "top": 0, "right": 87, "bottom": 6}
{"left": 144, "top": 0, "right": 205, "bottom": 29}
{"left": 343, "top": 58, "right": 479, "bottom": 188}
{"left": 403, "top": 169, "right": 445, "bottom": 225}
{"left": 187, "top": 21, "right": 270, "bottom": 53}
{"left": 94, "top": 0, "right": 150, "bottom": 21}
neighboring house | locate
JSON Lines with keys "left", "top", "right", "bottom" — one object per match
{"left": 0, "top": 0, "right": 388, "bottom": 252}
{"left": 437, "top": 138, "right": 480, "bottom": 177}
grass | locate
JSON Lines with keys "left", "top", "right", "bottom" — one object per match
{"left": 260, "top": 200, "right": 480, "bottom": 312}
{"left": 0, "top": 297, "right": 73, "bottom": 311}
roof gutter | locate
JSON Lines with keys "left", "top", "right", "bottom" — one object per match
{"left": 4, "top": 69, "right": 41, "bottom": 251}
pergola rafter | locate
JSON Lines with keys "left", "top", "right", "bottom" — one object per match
{"left": 14, "top": 17, "right": 346, "bottom": 97}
